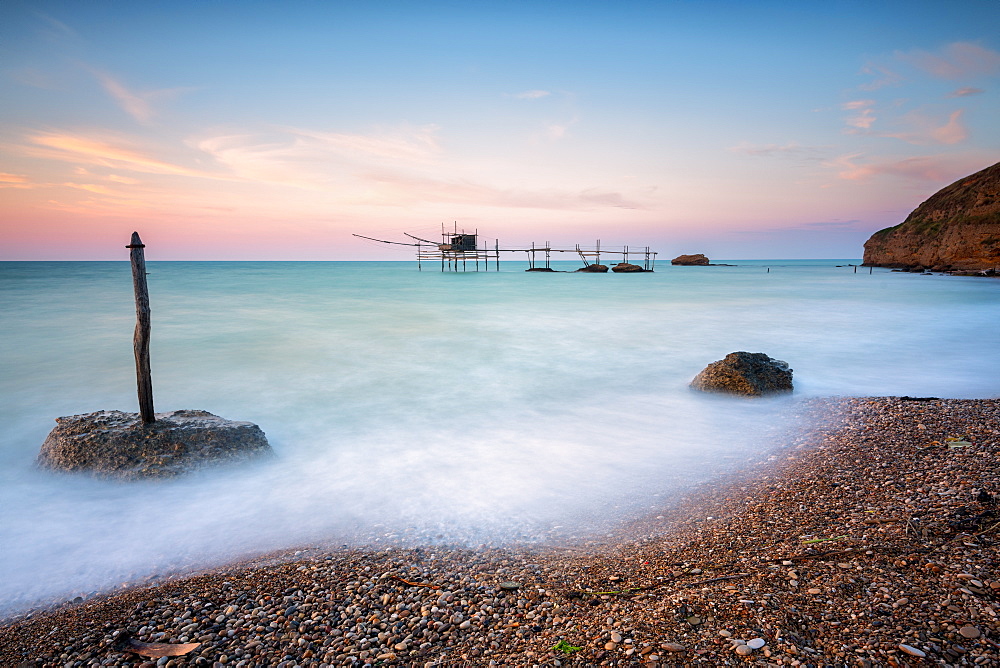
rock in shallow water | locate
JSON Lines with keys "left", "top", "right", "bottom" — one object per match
{"left": 36, "top": 409, "right": 272, "bottom": 479}
{"left": 671, "top": 253, "right": 710, "bottom": 265}
{"left": 690, "top": 351, "right": 793, "bottom": 396}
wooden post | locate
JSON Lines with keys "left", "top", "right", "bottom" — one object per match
{"left": 127, "top": 232, "right": 155, "bottom": 424}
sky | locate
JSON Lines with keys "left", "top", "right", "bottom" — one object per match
{"left": 1, "top": 0, "right": 999, "bottom": 260}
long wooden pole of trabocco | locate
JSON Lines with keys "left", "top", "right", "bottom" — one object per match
{"left": 127, "top": 231, "right": 155, "bottom": 424}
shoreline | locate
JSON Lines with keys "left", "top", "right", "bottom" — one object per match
{"left": 2, "top": 396, "right": 999, "bottom": 666}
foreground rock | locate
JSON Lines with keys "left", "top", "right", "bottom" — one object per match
{"left": 671, "top": 253, "right": 710, "bottom": 265}
{"left": 863, "top": 160, "right": 1000, "bottom": 271}
{"left": 37, "top": 409, "right": 271, "bottom": 479}
{"left": 5, "top": 398, "right": 1000, "bottom": 667}
{"left": 690, "top": 351, "right": 793, "bottom": 396}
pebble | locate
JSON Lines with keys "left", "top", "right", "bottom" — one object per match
{"left": 735, "top": 644, "right": 753, "bottom": 655}
{"left": 960, "top": 625, "right": 981, "bottom": 639}
{"left": 899, "top": 643, "right": 926, "bottom": 657}
{"left": 747, "top": 638, "right": 766, "bottom": 649}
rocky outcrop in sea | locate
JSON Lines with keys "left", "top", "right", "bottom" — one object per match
{"left": 690, "top": 351, "right": 793, "bottom": 396}
{"left": 863, "top": 161, "right": 1000, "bottom": 271}
{"left": 37, "top": 409, "right": 272, "bottom": 479}
{"left": 671, "top": 253, "right": 710, "bottom": 265}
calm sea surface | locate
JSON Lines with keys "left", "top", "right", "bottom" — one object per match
{"left": 2, "top": 260, "right": 999, "bottom": 612}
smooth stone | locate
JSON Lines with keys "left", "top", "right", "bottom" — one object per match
{"left": 718, "top": 630, "right": 732, "bottom": 637}
{"left": 959, "top": 625, "right": 981, "bottom": 639}
{"left": 610, "top": 632, "right": 622, "bottom": 643}
{"left": 735, "top": 644, "right": 753, "bottom": 656}
{"left": 747, "top": 638, "right": 766, "bottom": 649}
{"left": 807, "top": 588, "right": 822, "bottom": 594}
{"left": 661, "top": 643, "right": 685, "bottom": 652}
{"left": 899, "top": 644, "right": 926, "bottom": 657}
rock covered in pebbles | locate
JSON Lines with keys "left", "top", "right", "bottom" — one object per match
{"left": 37, "top": 409, "right": 271, "bottom": 480}
{"left": 690, "top": 351, "right": 793, "bottom": 396}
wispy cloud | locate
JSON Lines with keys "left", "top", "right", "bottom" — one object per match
{"left": 827, "top": 153, "right": 982, "bottom": 184}
{"left": 728, "top": 141, "right": 829, "bottom": 159}
{"left": 898, "top": 42, "right": 1000, "bottom": 80}
{"left": 26, "top": 132, "right": 219, "bottom": 178}
{"left": 546, "top": 123, "right": 570, "bottom": 140}
{"left": 842, "top": 100, "right": 877, "bottom": 130}
{"left": 887, "top": 109, "right": 967, "bottom": 145}
{"left": 195, "top": 124, "right": 443, "bottom": 188}
{"left": 0, "top": 172, "right": 34, "bottom": 189}
{"left": 64, "top": 182, "right": 114, "bottom": 195}
{"left": 91, "top": 70, "right": 196, "bottom": 124}
{"left": 357, "top": 169, "right": 644, "bottom": 210}
{"left": 35, "top": 11, "right": 77, "bottom": 38}
{"left": 795, "top": 219, "right": 862, "bottom": 229}
{"left": 859, "top": 63, "right": 902, "bottom": 91}
{"left": 950, "top": 86, "right": 984, "bottom": 97}
{"left": 513, "top": 90, "right": 551, "bottom": 99}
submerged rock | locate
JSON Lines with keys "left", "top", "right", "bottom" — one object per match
{"left": 37, "top": 409, "right": 272, "bottom": 479}
{"left": 671, "top": 253, "right": 710, "bottom": 265}
{"left": 690, "top": 352, "right": 793, "bottom": 396}
{"left": 576, "top": 263, "right": 609, "bottom": 272}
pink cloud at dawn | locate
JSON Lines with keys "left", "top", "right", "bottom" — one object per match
{"left": 898, "top": 42, "right": 1000, "bottom": 80}
{"left": 1, "top": 2, "right": 998, "bottom": 260}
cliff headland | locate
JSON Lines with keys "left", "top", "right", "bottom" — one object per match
{"left": 863, "top": 161, "right": 1000, "bottom": 272}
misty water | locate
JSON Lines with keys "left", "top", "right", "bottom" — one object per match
{"left": 2, "top": 260, "right": 999, "bottom": 614}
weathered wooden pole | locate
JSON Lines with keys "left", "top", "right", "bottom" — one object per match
{"left": 127, "top": 231, "right": 155, "bottom": 424}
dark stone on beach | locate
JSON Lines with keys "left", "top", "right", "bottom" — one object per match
{"left": 576, "top": 264, "right": 609, "bottom": 272}
{"left": 611, "top": 262, "right": 645, "bottom": 272}
{"left": 37, "top": 409, "right": 272, "bottom": 480}
{"left": 671, "top": 254, "right": 710, "bottom": 266}
{"left": 525, "top": 267, "right": 557, "bottom": 272}
{"left": 690, "top": 352, "right": 793, "bottom": 397}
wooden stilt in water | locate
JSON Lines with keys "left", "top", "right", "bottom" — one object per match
{"left": 126, "top": 232, "right": 155, "bottom": 424}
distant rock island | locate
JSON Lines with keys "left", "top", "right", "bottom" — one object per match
{"left": 671, "top": 254, "right": 710, "bottom": 265}
{"left": 863, "top": 161, "right": 1000, "bottom": 272}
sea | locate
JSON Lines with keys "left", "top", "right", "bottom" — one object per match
{"left": 2, "top": 259, "right": 999, "bottom": 614}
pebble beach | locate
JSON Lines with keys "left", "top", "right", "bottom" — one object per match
{"left": 3, "top": 396, "right": 999, "bottom": 667}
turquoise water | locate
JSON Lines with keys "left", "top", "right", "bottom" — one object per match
{"left": 1, "top": 259, "right": 999, "bottom": 612}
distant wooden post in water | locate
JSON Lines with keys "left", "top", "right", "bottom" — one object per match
{"left": 127, "top": 231, "right": 155, "bottom": 424}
